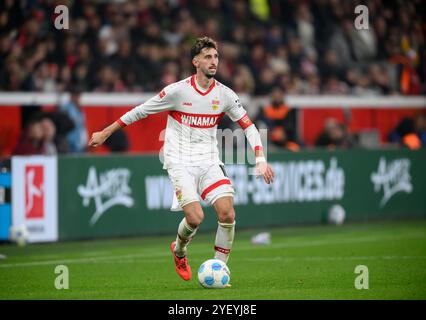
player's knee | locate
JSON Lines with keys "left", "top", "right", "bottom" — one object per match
{"left": 217, "top": 206, "right": 235, "bottom": 224}
{"left": 186, "top": 214, "right": 204, "bottom": 228}
{"left": 183, "top": 202, "right": 204, "bottom": 228}
{"left": 185, "top": 210, "right": 204, "bottom": 228}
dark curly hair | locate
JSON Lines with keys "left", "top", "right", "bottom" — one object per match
{"left": 190, "top": 37, "right": 218, "bottom": 60}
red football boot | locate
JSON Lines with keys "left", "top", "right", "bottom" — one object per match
{"left": 170, "top": 241, "right": 192, "bottom": 281}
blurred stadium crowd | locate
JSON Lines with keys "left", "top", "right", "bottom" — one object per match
{"left": 0, "top": 0, "right": 424, "bottom": 95}
{"left": 0, "top": 0, "right": 425, "bottom": 157}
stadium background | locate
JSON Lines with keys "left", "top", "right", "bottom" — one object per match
{"left": 0, "top": 0, "right": 425, "bottom": 300}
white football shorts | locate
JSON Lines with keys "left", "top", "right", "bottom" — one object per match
{"left": 167, "top": 164, "right": 235, "bottom": 211}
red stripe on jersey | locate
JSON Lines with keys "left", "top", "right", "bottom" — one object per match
{"left": 214, "top": 246, "right": 231, "bottom": 254}
{"left": 169, "top": 110, "right": 224, "bottom": 128}
{"left": 190, "top": 75, "right": 215, "bottom": 96}
{"left": 254, "top": 146, "right": 263, "bottom": 151}
{"left": 237, "top": 113, "right": 253, "bottom": 129}
{"left": 116, "top": 119, "right": 127, "bottom": 127}
{"left": 201, "top": 179, "right": 231, "bottom": 200}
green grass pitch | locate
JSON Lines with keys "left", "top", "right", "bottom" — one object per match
{"left": 1, "top": 219, "right": 425, "bottom": 300}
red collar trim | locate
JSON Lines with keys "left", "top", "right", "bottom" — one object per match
{"left": 190, "top": 75, "right": 215, "bottom": 96}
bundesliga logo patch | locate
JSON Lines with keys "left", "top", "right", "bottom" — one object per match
{"left": 159, "top": 90, "right": 166, "bottom": 99}
{"left": 241, "top": 115, "right": 250, "bottom": 124}
{"left": 238, "top": 114, "right": 253, "bottom": 129}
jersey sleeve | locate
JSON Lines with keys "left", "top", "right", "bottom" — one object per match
{"left": 117, "top": 84, "right": 177, "bottom": 127}
{"left": 223, "top": 88, "right": 247, "bottom": 122}
{"left": 224, "top": 87, "right": 263, "bottom": 152}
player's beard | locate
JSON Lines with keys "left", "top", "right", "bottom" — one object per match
{"left": 203, "top": 66, "right": 216, "bottom": 79}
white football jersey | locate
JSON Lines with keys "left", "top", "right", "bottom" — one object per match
{"left": 118, "top": 75, "right": 257, "bottom": 169}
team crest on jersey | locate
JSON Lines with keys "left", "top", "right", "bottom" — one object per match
{"left": 212, "top": 98, "right": 220, "bottom": 111}
{"left": 159, "top": 90, "right": 166, "bottom": 99}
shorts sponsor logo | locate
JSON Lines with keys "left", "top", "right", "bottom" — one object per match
{"left": 371, "top": 157, "right": 412, "bottom": 207}
{"left": 25, "top": 165, "right": 44, "bottom": 219}
{"left": 176, "top": 189, "right": 183, "bottom": 202}
{"left": 77, "top": 167, "right": 134, "bottom": 225}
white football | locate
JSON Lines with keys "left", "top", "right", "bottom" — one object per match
{"left": 9, "top": 224, "right": 29, "bottom": 247}
{"left": 198, "top": 259, "right": 230, "bottom": 288}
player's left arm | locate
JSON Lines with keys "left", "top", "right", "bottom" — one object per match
{"left": 225, "top": 92, "right": 274, "bottom": 184}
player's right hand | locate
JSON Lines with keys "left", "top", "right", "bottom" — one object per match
{"left": 88, "top": 131, "right": 108, "bottom": 147}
